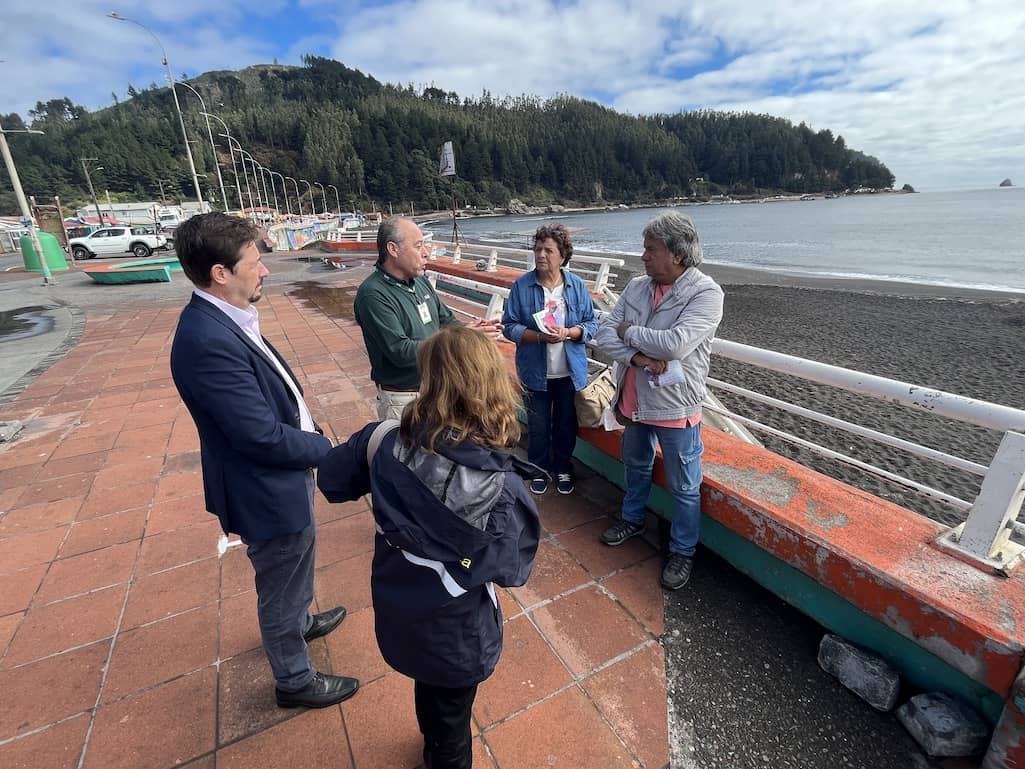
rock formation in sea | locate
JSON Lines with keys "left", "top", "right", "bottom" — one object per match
{"left": 999, "top": 178, "right": 1014, "bottom": 187}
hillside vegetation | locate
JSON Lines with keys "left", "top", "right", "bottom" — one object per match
{"left": 1, "top": 55, "right": 895, "bottom": 215}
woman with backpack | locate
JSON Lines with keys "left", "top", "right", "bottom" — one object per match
{"left": 317, "top": 325, "right": 540, "bottom": 769}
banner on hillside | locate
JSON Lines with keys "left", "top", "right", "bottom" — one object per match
{"left": 438, "top": 141, "right": 456, "bottom": 177}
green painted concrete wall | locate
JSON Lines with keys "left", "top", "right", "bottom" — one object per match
{"left": 572, "top": 439, "right": 1005, "bottom": 724}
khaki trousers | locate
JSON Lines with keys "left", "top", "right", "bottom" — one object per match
{"left": 376, "top": 387, "right": 419, "bottom": 420}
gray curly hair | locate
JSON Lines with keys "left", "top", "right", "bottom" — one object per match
{"left": 642, "top": 211, "right": 703, "bottom": 268}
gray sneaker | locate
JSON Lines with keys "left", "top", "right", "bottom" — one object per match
{"left": 661, "top": 553, "right": 694, "bottom": 590}
{"left": 600, "top": 519, "right": 645, "bottom": 546}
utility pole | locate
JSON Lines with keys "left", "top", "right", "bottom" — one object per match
{"left": 81, "top": 157, "right": 104, "bottom": 224}
{"left": 0, "top": 117, "right": 54, "bottom": 284}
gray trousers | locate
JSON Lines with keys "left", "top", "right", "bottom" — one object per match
{"left": 243, "top": 475, "right": 317, "bottom": 692}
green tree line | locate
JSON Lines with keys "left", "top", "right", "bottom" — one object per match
{"left": 1, "top": 55, "right": 895, "bottom": 216}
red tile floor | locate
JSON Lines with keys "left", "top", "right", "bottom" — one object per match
{"left": 0, "top": 279, "right": 669, "bottom": 769}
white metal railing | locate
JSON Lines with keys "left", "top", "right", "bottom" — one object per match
{"left": 426, "top": 270, "right": 510, "bottom": 321}
{"left": 710, "top": 339, "right": 1025, "bottom": 574}
{"left": 430, "top": 239, "right": 624, "bottom": 295}
{"left": 420, "top": 263, "right": 1025, "bottom": 575}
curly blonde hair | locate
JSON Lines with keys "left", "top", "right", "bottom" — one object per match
{"left": 401, "top": 326, "right": 521, "bottom": 452}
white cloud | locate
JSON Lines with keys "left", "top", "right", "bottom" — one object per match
{"left": 327, "top": 0, "right": 1025, "bottom": 188}
{"left": 2, "top": 0, "right": 1023, "bottom": 189}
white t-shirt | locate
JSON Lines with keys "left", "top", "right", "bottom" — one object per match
{"left": 542, "top": 284, "right": 570, "bottom": 379}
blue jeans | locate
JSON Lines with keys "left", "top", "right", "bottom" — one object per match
{"left": 620, "top": 422, "right": 704, "bottom": 556}
{"left": 525, "top": 376, "right": 577, "bottom": 475}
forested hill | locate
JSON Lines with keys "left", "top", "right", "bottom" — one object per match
{"left": 1, "top": 55, "right": 895, "bottom": 215}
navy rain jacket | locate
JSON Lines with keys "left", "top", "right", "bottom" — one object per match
{"left": 318, "top": 423, "right": 540, "bottom": 687}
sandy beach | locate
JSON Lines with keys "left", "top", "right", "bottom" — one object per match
{"left": 701, "top": 266, "right": 1024, "bottom": 526}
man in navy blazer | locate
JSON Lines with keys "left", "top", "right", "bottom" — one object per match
{"left": 170, "top": 213, "right": 359, "bottom": 709}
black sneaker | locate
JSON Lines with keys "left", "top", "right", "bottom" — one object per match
{"left": 556, "top": 473, "right": 574, "bottom": 495}
{"left": 661, "top": 553, "right": 694, "bottom": 590}
{"left": 600, "top": 518, "right": 645, "bottom": 546}
{"left": 529, "top": 476, "right": 548, "bottom": 495}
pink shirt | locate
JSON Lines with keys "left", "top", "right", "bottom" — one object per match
{"left": 616, "top": 283, "right": 700, "bottom": 429}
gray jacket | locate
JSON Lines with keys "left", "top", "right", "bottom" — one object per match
{"left": 595, "top": 268, "right": 724, "bottom": 422}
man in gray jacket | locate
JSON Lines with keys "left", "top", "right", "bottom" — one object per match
{"left": 595, "top": 211, "right": 724, "bottom": 590}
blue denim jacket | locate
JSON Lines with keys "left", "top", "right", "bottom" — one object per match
{"left": 502, "top": 268, "right": 598, "bottom": 392}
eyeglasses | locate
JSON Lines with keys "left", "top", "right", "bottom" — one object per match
{"left": 390, "top": 239, "right": 427, "bottom": 250}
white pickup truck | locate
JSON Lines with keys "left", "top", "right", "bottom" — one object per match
{"left": 69, "top": 226, "right": 168, "bottom": 260}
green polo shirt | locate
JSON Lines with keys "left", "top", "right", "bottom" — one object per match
{"left": 353, "top": 266, "right": 461, "bottom": 389}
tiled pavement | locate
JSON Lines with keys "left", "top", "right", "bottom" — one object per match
{"left": 0, "top": 275, "right": 670, "bottom": 769}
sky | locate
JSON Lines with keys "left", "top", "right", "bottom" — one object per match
{"left": 2, "top": 0, "right": 1023, "bottom": 191}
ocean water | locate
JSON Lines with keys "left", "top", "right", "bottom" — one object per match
{"left": 425, "top": 187, "right": 1025, "bottom": 293}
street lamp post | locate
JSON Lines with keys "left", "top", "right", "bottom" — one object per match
{"left": 80, "top": 157, "right": 104, "bottom": 224}
{"left": 261, "top": 166, "right": 279, "bottom": 219}
{"left": 176, "top": 81, "right": 227, "bottom": 212}
{"left": 215, "top": 130, "right": 246, "bottom": 213}
{"left": 0, "top": 119, "right": 54, "bottom": 284}
{"left": 108, "top": 11, "right": 203, "bottom": 206}
{"left": 239, "top": 151, "right": 264, "bottom": 213}
{"left": 300, "top": 179, "right": 314, "bottom": 218}
{"left": 256, "top": 164, "right": 274, "bottom": 219}
{"left": 270, "top": 171, "right": 292, "bottom": 217}
{"left": 225, "top": 137, "right": 255, "bottom": 214}
{"left": 327, "top": 184, "right": 341, "bottom": 215}
{"left": 286, "top": 176, "right": 303, "bottom": 218}
{"left": 314, "top": 182, "right": 328, "bottom": 215}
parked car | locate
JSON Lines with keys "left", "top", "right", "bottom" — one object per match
{"left": 68, "top": 226, "right": 167, "bottom": 260}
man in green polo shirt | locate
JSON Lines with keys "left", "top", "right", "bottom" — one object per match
{"left": 354, "top": 217, "right": 501, "bottom": 419}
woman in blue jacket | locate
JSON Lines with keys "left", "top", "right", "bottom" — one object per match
{"left": 318, "top": 326, "right": 539, "bottom": 769}
{"left": 502, "top": 224, "right": 598, "bottom": 495}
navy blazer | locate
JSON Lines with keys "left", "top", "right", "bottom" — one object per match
{"left": 170, "top": 294, "right": 332, "bottom": 541}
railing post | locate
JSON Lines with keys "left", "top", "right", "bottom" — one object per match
{"left": 485, "top": 294, "right": 505, "bottom": 321}
{"left": 594, "top": 263, "right": 610, "bottom": 292}
{"left": 936, "top": 431, "right": 1025, "bottom": 574}
{"left": 962, "top": 432, "right": 1025, "bottom": 553}
{"left": 487, "top": 248, "right": 498, "bottom": 272}
{"left": 452, "top": 244, "right": 461, "bottom": 264}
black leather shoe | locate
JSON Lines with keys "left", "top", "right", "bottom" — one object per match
{"left": 303, "top": 606, "right": 346, "bottom": 642}
{"left": 276, "top": 672, "right": 360, "bottom": 708}
{"left": 661, "top": 553, "right": 694, "bottom": 591}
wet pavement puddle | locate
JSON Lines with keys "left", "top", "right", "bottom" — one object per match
{"left": 288, "top": 282, "right": 358, "bottom": 321}
{"left": 0, "top": 305, "right": 56, "bottom": 342}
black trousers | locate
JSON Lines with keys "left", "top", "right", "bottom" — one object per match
{"left": 414, "top": 680, "right": 479, "bottom": 769}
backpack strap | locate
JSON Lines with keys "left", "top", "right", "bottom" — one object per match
{"left": 366, "top": 419, "right": 401, "bottom": 465}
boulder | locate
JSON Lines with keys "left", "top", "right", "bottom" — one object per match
{"left": 901, "top": 183, "right": 916, "bottom": 193}
{"left": 817, "top": 634, "right": 900, "bottom": 711}
{"left": 896, "top": 692, "right": 990, "bottom": 757}
{"left": 999, "top": 178, "right": 1014, "bottom": 187}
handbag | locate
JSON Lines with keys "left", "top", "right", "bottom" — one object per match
{"left": 575, "top": 365, "right": 617, "bottom": 428}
